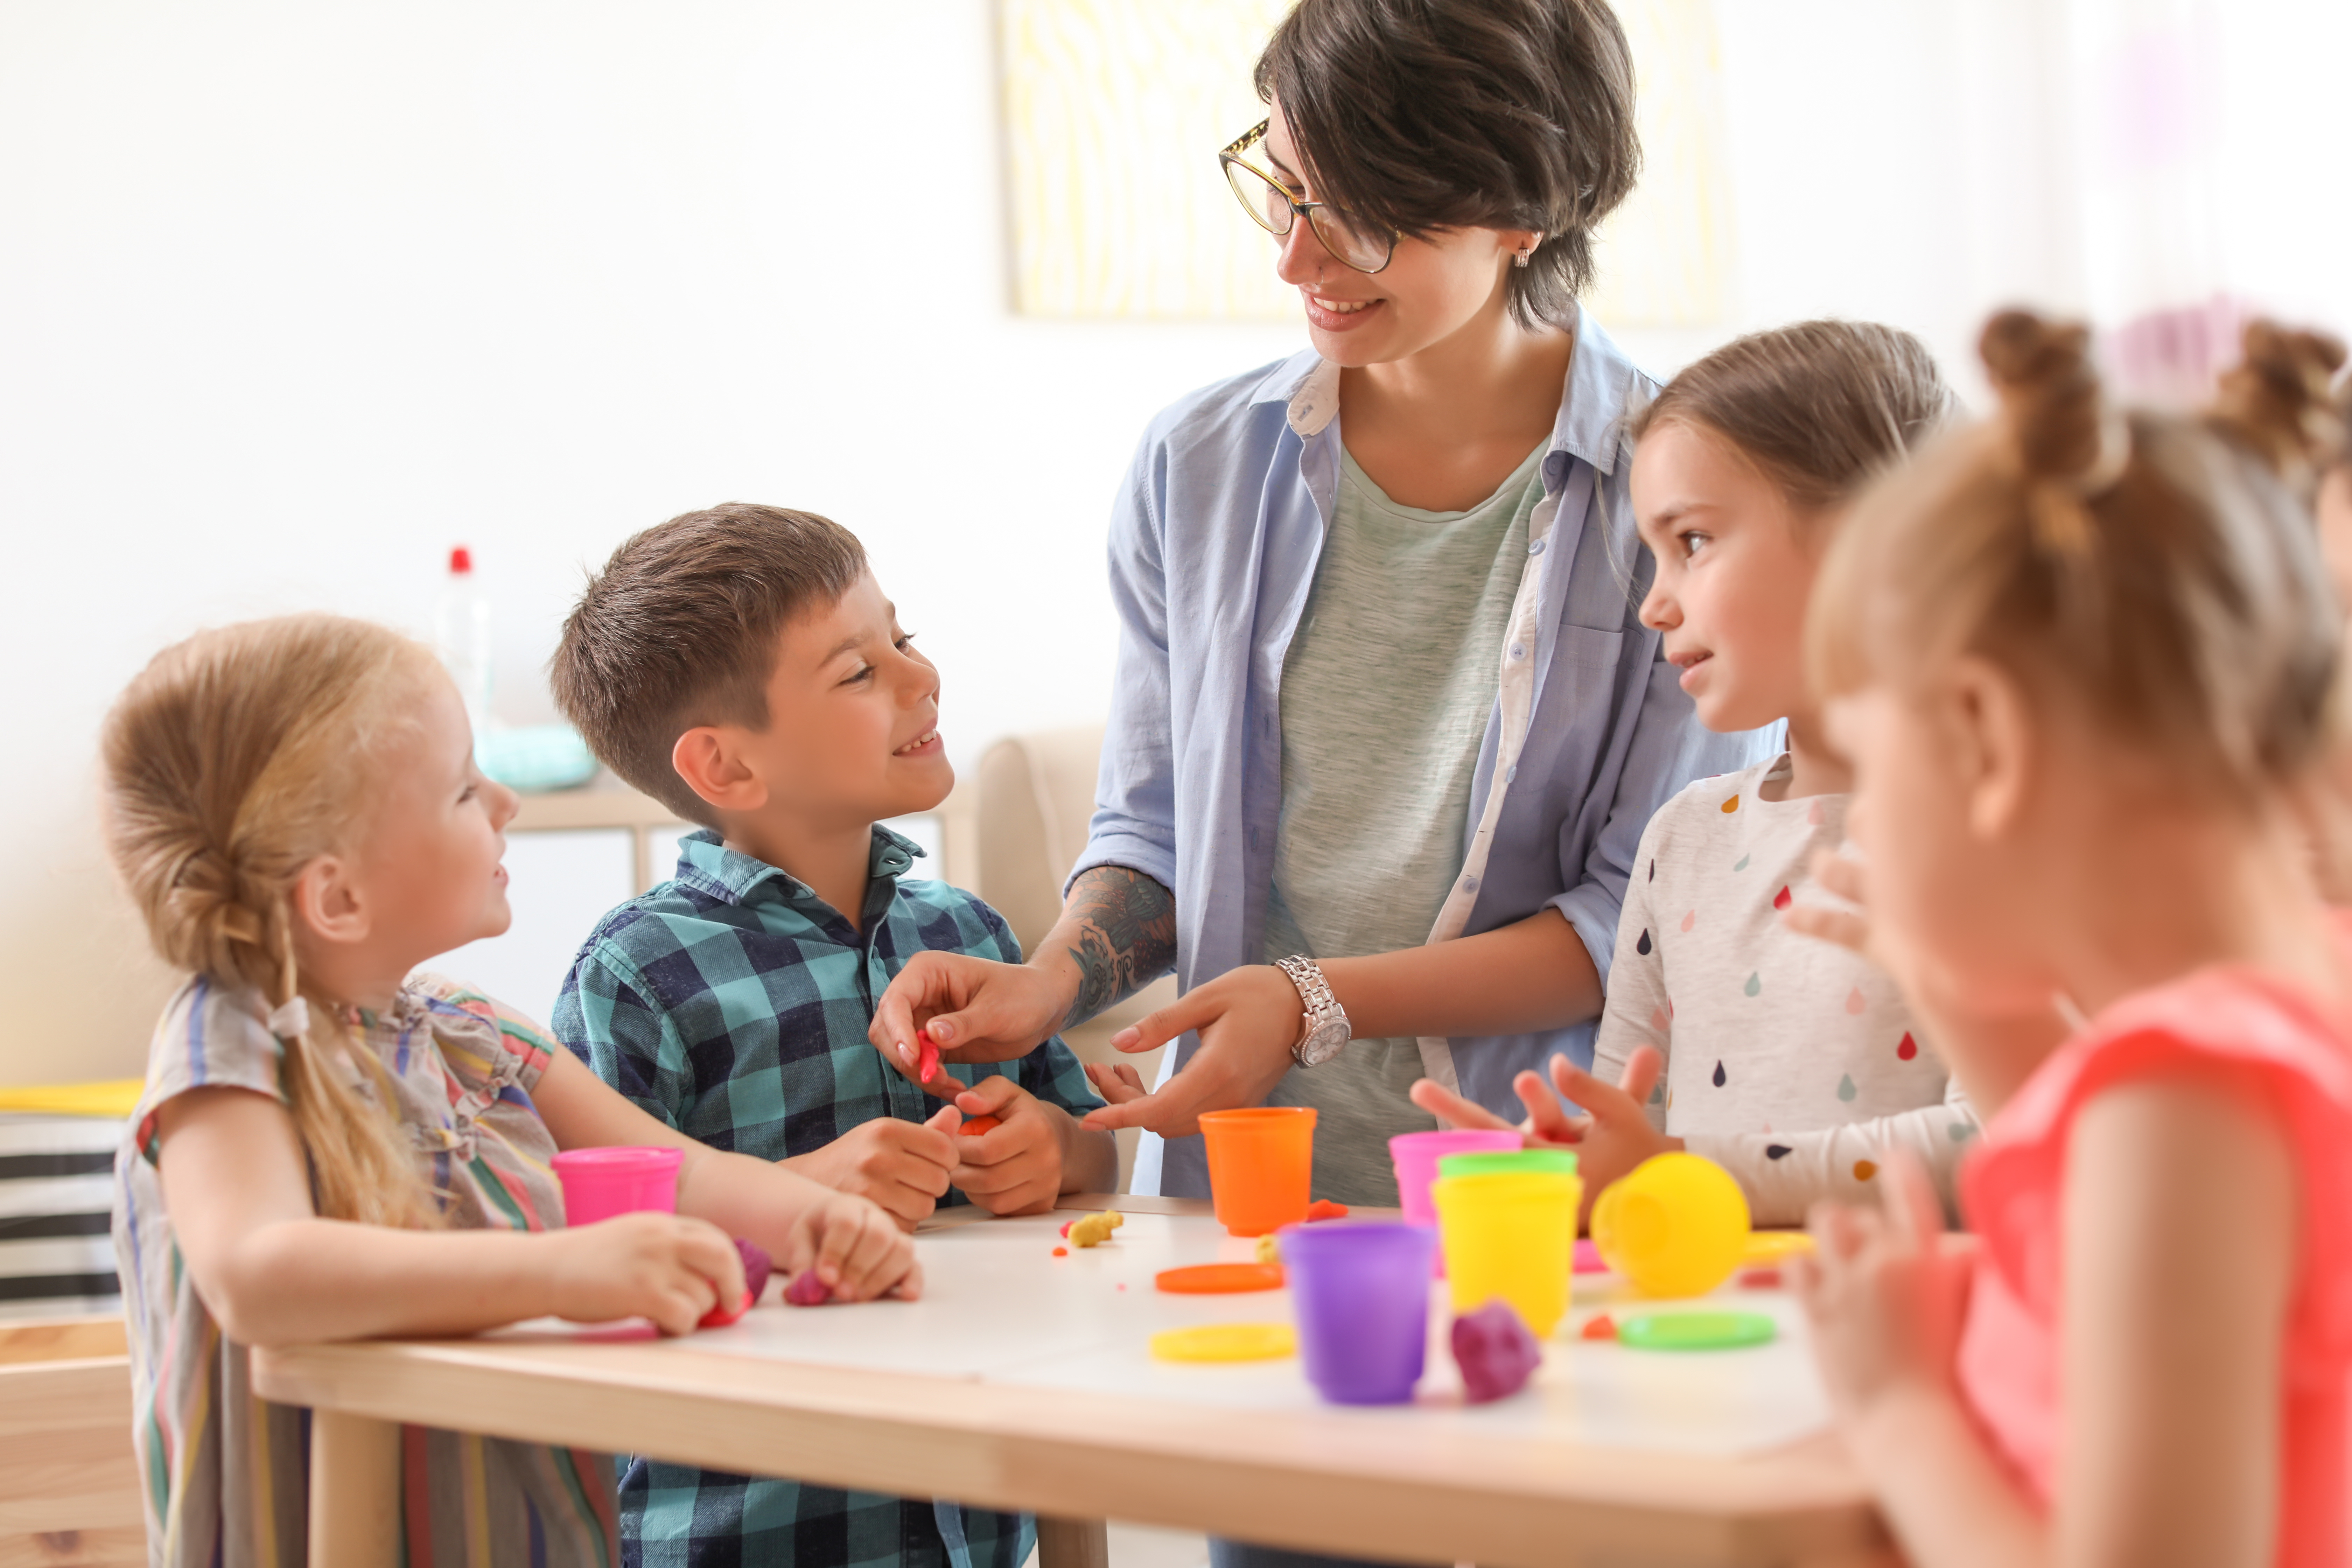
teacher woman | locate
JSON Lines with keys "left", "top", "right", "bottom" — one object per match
{"left": 875, "top": 0, "right": 1768, "bottom": 1210}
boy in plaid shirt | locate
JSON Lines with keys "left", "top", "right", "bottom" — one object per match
{"left": 550, "top": 503, "right": 1113, "bottom": 1568}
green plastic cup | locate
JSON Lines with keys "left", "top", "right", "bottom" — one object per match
{"left": 1437, "top": 1148, "right": 1581, "bottom": 1180}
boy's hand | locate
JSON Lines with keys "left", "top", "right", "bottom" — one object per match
{"left": 546, "top": 1212, "right": 745, "bottom": 1336}
{"left": 870, "top": 952, "right": 1069, "bottom": 1072}
{"left": 947, "top": 1076, "right": 1068, "bottom": 1216}
{"left": 1789, "top": 1151, "right": 1975, "bottom": 1426}
{"left": 784, "top": 1104, "right": 961, "bottom": 1232}
{"left": 1077, "top": 963, "right": 1301, "bottom": 1137}
{"left": 1407, "top": 1047, "right": 1677, "bottom": 1225}
{"left": 780, "top": 1188, "right": 924, "bottom": 1303}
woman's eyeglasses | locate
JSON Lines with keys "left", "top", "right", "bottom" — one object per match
{"left": 1218, "top": 120, "right": 1399, "bottom": 275}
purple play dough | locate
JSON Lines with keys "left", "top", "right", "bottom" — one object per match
{"left": 736, "top": 1238, "right": 773, "bottom": 1304}
{"left": 1450, "top": 1299, "right": 1541, "bottom": 1403}
{"left": 783, "top": 1268, "right": 833, "bottom": 1307}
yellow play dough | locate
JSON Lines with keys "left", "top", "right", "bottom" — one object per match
{"left": 1149, "top": 1323, "right": 1297, "bottom": 1363}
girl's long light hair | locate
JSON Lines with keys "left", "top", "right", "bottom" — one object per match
{"left": 105, "top": 614, "right": 445, "bottom": 1228}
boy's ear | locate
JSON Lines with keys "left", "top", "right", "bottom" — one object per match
{"left": 1946, "top": 654, "right": 2033, "bottom": 842}
{"left": 671, "top": 726, "right": 772, "bottom": 816}
{"left": 290, "top": 857, "right": 369, "bottom": 949}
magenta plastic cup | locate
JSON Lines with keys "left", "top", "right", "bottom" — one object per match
{"left": 1281, "top": 1222, "right": 1438, "bottom": 1405}
{"left": 1390, "top": 1129, "right": 1523, "bottom": 1275}
{"left": 552, "top": 1146, "right": 684, "bottom": 1226}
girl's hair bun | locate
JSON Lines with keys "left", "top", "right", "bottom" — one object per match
{"left": 2208, "top": 320, "right": 2347, "bottom": 497}
{"left": 1979, "top": 309, "right": 2125, "bottom": 497}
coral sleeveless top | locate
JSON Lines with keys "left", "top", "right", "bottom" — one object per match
{"left": 1957, "top": 925, "right": 2352, "bottom": 1567}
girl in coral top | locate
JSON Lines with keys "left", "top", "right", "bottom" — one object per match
{"left": 1789, "top": 309, "right": 2352, "bottom": 1568}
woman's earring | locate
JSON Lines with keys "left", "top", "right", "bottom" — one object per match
{"left": 1513, "top": 248, "right": 1532, "bottom": 269}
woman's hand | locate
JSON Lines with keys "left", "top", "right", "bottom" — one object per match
{"left": 868, "top": 952, "right": 1071, "bottom": 1072}
{"left": 1789, "top": 1150, "right": 1975, "bottom": 1427}
{"left": 545, "top": 1212, "right": 746, "bottom": 1336}
{"left": 1078, "top": 964, "right": 1303, "bottom": 1136}
{"left": 1408, "top": 1047, "right": 1675, "bottom": 1223}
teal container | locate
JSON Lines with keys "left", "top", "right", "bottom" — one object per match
{"left": 1438, "top": 1147, "right": 1580, "bottom": 1180}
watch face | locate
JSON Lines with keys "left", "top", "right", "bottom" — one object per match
{"left": 1297, "top": 1019, "right": 1349, "bottom": 1066}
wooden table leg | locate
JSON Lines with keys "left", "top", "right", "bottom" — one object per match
{"left": 308, "top": 1409, "right": 401, "bottom": 1568}
{"left": 1035, "top": 1515, "right": 1110, "bottom": 1568}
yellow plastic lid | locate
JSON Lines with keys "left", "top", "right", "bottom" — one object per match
{"left": 1148, "top": 1323, "right": 1297, "bottom": 1363}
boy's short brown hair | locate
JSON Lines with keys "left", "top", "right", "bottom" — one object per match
{"left": 552, "top": 503, "right": 867, "bottom": 826}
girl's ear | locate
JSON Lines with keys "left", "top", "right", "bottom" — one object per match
{"left": 1945, "top": 654, "right": 2035, "bottom": 841}
{"left": 290, "top": 856, "right": 369, "bottom": 948}
{"left": 671, "top": 727, "right": 770, "bottom": 817}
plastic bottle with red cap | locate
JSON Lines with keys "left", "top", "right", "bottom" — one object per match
{"left": 434, "top": 544, "right": 493, "bottom": 728}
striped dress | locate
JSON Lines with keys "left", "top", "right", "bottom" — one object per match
{"left": 113, "top": 973, "right": 621, "bottom": 1568}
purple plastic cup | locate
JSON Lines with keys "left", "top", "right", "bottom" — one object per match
{"left": 1281, "top": 1221, "right": 1438, "bottom": 1405}
{"left": 1390, "top": 1129, "right": 1524, "bottom": 1275}
{"left": 552, "top": 1146, "right": 684, "bottom": 1226}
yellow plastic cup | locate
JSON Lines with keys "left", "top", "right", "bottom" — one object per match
{"left": 1431, "top": 1169, "right": 1581, "bottom": 1338}
{"left": 1589, "top": 1152, "right": 1752, "bottom": 1298}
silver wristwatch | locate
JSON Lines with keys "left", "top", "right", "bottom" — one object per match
{"left": 1273, "top": 955, "right": 1350, "bottom": 1067}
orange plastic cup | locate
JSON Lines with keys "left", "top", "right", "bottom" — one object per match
{"left": 1198, "top": 1107, "right": 1316, "bottom": 1236}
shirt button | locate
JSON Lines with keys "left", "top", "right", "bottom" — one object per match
{"left": 1528, "top": 538, "right": 1546, "bottom": 556}
{"left": 1462, "top": 875, "right": 1480, "bottom": 893}
{"left": 1509, "top": 644, "right": 1526, "bottom": 660}
{"left": 1505, "top": 764, "right": 1519, "bottom": 783}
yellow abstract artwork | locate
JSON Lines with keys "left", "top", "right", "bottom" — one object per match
{"left": 999, "top": 0, "right": 1733, "bottom": 327}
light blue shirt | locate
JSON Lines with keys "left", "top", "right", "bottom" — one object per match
{"left": 1073, "top": 305, "right": 1778, "bottom": 1197}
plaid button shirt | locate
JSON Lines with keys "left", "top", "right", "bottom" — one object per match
{"left": 554, "top": 826, "right": 1101, "bottom": 1568}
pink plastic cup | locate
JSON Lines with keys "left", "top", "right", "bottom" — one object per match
{"left": 1389, "top": 1129, "right": 1524, "bottom": 1276}
{"left": 552, "top": 1146, "right": 684, "bottom": 1226}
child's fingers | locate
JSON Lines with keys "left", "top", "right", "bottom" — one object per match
{"left": 1877, "top": 1148, "right": 1947, "bottom": 1251}
{"left": 1783, "top": 904, "right": 1871, "bottom": 955}
{"left": 1543, "top": 1055, "right": 1643, "bottom": 1128}
{"left": 833, "top": 1214, "right": 916, "bottom": 1301}
{"left": 1083, "top": 1062, "right": 1149, "bottom": 1104}
{"left": 952, "top": 1074, "right": 1022, "bottom": 1117}
{"left": 1613, "top": 1044, "right": 1666, "bottom": 1110}
{"left": 1511, "top": 1070, "right": 1583, "bottom": 1143}
{"left": 1809, "top": 846, "right": 1868, "bottom": 904}
{"left": 924, "top": 1101, "right": 965, "bottom": 1137}
{"left": 1408, "top": 1076, "right": 1519, "bottom": 1134}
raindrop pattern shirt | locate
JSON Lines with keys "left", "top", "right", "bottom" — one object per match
{"left": 1595, "top": 753, "right": 1978, "bottom": 1224}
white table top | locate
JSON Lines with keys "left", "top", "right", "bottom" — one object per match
{"left": 493, "top": 1200, "right": 1830, "bottom": 1458}
{"left": 259, "top": 1197, "right": 1881, "bottom": 1567}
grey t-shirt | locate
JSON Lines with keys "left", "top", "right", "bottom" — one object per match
{"left": 1262, "top": 440, "right": 1548, "bottom": 1204}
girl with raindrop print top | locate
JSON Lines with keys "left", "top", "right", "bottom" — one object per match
{"left": 1412, "top": 322, "right": 1980, "bottom": 1224}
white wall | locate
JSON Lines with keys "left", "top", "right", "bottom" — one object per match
{"left": 2, "top": 0, "right": 2343, "bottom": 1085}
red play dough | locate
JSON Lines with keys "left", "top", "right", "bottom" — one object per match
{"left": 1579, "top": 1313, "right": 1618, "bottom": 1341}
{"left": 783, "top": 1270, "right": 834, "bottom": 1307}
{"left": 959, "top": 1114, "right": 1002, "bottom": 1136}
{"left": 698, "top": 1238, "right": 773, "bottom": 1329}
{"left": 1305, "top": 1199, "right": 1350, "bottom": 1221}
{"left": 915, "top": 1028, "right": 941, "bottom": 1084}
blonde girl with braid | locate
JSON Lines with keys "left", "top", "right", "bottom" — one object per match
{"left": 107, "top": 615, "right": 917, "bottom": 1568}
{"left": 1788, "top": 312, "right": 2352, "bottom": 1568}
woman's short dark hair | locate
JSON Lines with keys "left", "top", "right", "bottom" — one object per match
{"left": 1255, "top": 0, "right": 1639, "bottom": 328}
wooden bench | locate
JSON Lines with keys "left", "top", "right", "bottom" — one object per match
{"left": 0, "top": 1316, "right": 140, "bottom": 1568}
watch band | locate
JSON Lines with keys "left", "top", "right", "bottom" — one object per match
{"left": 1273, "top": 955, "right": 1350, "bottom": 1066}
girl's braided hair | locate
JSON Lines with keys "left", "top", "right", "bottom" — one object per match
{"left": 104, "top": 614, "right": 445, "bottom": 1227}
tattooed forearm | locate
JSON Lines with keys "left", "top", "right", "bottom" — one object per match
{"left": 1057, "top": 865, "right": 1178, "bottom": 1028}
